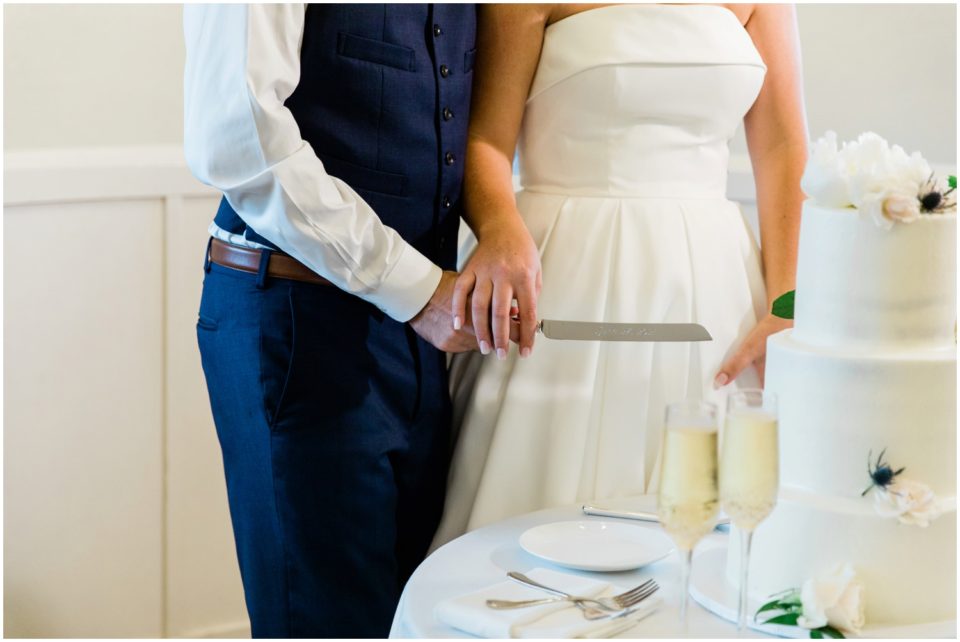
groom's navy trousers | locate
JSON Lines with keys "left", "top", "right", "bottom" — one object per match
{"left": 195, "top": 5, "right": 476, "bottom": 637}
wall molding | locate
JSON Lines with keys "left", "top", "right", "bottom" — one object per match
{"left": 4, "top": 146, "right": 217, "bottom": 206}
{"left": 6, "top": 145, "right": 953, "bottom": 209}
{"left": 175, "top": 620, "right": 251, "bottom": 639}
{"left": 5, "top": 145, "right": 766, "bottom": 208}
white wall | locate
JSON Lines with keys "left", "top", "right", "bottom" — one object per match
{"left": 728, "top": 3, "right": 957, "bottom": 164}
{"left": 2, "top": 3, "right": 956, "bottom": 639}
{"left": 3, "top": 4, "right": 185, "bottom": 150}
{"left": 4, "top": 3, "right": 957, "bottom": 163}
{"left": 798, "top": 3, "right": 956, "bottom": 162}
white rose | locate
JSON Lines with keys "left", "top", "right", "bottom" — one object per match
{"left": 797, "top": 563, "right": 866, "bottom": 635}
{"left": 882, "top": 192, "right": 922, "bottom": 223}
{"left": 873, "top": 478, "right": 943, "bottom": 527}
{"left": 802, "top": 131, "right": 854, "bottom": 207}
{"left": 860, "top": 178, "right": 923, "bottom": 230}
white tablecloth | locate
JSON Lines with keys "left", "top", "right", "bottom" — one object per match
{"left": 390, "top": 495, "right": 762, "bottom": 638}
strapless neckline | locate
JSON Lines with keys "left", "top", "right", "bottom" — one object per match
{"left": 546, "top": 3, "right": 748, "bottom": 32}
{"left": 528, "top": 2, "right": 765, "bottom": 105}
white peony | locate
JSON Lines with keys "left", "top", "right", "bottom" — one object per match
{"left": 873, "top": 478, "right": 943, "bottom": 527}
{"left": 801, "top": 131, "right": 854, "bottom": 207}
{"left": 797, "top": 563, "right": 866, "bottom": 635}
{"left": 801, "top": 131, "right": 932, "bottom": 229}
{"left": 850, "top": 141, "right": 928, "bottom": 203}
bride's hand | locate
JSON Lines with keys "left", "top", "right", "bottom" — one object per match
{"left": 451, "top": 219, "right": 542, "bottom": 360}
{"left": 714, "top": 314, "right": 793, "bottom": 388}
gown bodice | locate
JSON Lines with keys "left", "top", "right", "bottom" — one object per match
{"left": 518, "top": 4, "right": 766, "bottom": 199}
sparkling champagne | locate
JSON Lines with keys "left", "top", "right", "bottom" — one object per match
{"left": 657, "top": 426, "right": 719, "bottom": 551}
{"left": 722, "top": 389, "right": 780, "bottom": 631}
{"left": 720, "top": 408, "right": 779, "bottom": 530}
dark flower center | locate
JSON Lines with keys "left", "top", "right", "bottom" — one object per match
{"left": 921, "top": 191, "right": 942, "bottom": 211}
{"left": 873, "top": 467, "right": 894, "bottom": 486}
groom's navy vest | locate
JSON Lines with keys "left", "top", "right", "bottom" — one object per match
{"left": 214, "top": 4, "right": 477, "bottom": 271}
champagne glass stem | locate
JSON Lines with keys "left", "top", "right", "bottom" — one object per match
{"left": 737, "top": 528, "right": 754, "bottom": 631}
{"left": 678, "top": 548, "right": 693, "bottom": 630}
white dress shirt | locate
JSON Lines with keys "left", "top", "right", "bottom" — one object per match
{"left": 183, "top": 4, "right": 442, "bottom": 322}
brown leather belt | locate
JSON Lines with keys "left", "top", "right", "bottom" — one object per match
{"left": 208, "top": 238, "right": 333, "bottom": 286}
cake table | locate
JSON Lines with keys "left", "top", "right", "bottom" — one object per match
{"left": 390, "top": 495, "right": 955, "bottom": 638}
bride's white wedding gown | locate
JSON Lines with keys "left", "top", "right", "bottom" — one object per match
{"left": 434, "top": 4, "right": 768, "bottom": 546}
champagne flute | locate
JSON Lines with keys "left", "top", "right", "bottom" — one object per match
{"left": 720, "top": 389, "right": 779, "bottom": 632}
{"left": 657, "top": 400, "right": 720, "bottom": 629}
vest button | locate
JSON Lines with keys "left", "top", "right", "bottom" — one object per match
{"left": 439, "top": 236, "right": 447, "bottom": 249}
{"left": 433, "top": 24, "right": 442, "bottom": 37}
{"left": 442, "top": 195, "right": 452, "bottom": 208}
{"left": 440, "top": 64, "right": 450, "bottom": 78}
{"left": 442, "top": 107, "right": 453, "bottom": 121}
{"left": 445, "top": 152, "right": 455, "bottom": 166}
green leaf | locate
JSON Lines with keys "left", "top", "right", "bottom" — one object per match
{"left": 756, "top": 600, "right": 785, "bottom": 615}
{"left": 772, "top": 290, "right": 795, "bottom": 320}
{"left": 761, "top": 612, "right": 801, "bottom": 626}
{"left": 949, "top": 175, "right": 957, "bottom": 189}
{"left": 820, "top": 625, "right": 846, "bottom": 639}
{"left": 810, "top": 630, "right": 824, "bottom": 639}
{"left": 780, "top": 595, "right": 803, "bottom": 608}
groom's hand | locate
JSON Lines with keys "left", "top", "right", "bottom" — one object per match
{"left": 410, "top": 271, "right": 480, "bottom": 353}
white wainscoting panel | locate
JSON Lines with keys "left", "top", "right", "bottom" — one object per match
{"left": 4, "top": 147, "right": 250, "bottom": 638}
{"left": 4, "top": 199, "right": 166, "bottom": 637}
{"left": 164, "top": 195, "right": 250, "bottom": 638}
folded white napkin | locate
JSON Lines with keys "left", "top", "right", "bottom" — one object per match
{"left": 434, "top": 568, "right": 660, "bottom": 639}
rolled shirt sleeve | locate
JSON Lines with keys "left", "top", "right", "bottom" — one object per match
{"left": 183, "top": 4, "right": 442, "bottom": 322}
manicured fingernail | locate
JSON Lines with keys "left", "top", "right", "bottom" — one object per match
{"left": 497, "top": 348, "right": 506, "bottom": 361}
{"left": 521, "top": 347, "right": 531, "bottom": 359}
{"left": 714, "top": 373, "right": 729, "bottom": 390}
{"left": 480, "top": 341, "right": 490, "bottom": 355}
{"left": 453, "top": 316, "right": 462, "bottom": 330}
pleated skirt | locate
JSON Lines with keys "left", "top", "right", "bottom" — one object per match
{"left": 432, "top": 189, "right": 767, "bottom": 548}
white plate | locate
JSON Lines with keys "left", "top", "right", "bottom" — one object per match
{"left": 518, "top": 520, "right": 674, "bottom": 572}
{"left": 690, "top": 544, "right": 957, "bottom": 639}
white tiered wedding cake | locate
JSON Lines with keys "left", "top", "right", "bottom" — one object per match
{"left": 736, "top": 133, "right": 957, "bottom": 629}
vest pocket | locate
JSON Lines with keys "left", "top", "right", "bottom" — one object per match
{"left": 337, "top": 32, "right": 416, "bottom": 72}
{"left": 464, "top": 47, "right": 477, "bottom": 73}
{"left": 321, "top": 155, "right": 407, "bottom": 197}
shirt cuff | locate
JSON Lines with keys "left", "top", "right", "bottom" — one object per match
{"left": 365, "top": 244, "right": 443, "bottom": 323}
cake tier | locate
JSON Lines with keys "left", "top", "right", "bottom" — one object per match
{"left": 766, "top": 330, "right": 956, "bottom": 497}
{"left": 793, "top": 203, "right": 956, "bottom": 350}
{"left": 736, "top": 487, "right": 957, "bottom": 626}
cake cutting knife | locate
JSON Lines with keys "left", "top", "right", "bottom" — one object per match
{"left": 581, "top": 504, "right": 731, "bottom": 531}
{"left": 536, "top": 320, "right": 712, "bottom": 342}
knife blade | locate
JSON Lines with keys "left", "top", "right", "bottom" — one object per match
{"left": 537, "top": 320, "right": 712, "bottom": 342}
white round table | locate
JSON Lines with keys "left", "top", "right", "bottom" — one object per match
{"left": 389, "top": 495, "right": 764, "bottom": 638}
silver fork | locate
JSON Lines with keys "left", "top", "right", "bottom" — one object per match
{"left": 582, "top": 582, "right": 659, "bottom": 621}
{"left": 572, "top": 581, "right": 659, "bottom": 621}
{"left": 486, "top": 572, "right": 659, "bottom": 620}
{"left": 487, "top": 574, "right": 656, "bottom": 610}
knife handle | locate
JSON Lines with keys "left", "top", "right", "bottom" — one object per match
{"left": 582, "top": 504, "right": 732, "bottom": 530}
{"left": 581, "top": 505, "right": 659, "bottom": 522}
